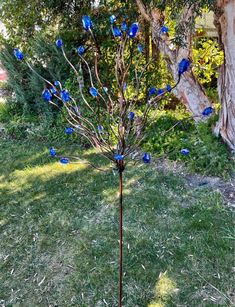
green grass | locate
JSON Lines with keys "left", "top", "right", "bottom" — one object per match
{"left": 144, "top": 109, "right": 235, "bottom": 178}
{"left": 0, "top": 139, "right": 234, "bottom": 306}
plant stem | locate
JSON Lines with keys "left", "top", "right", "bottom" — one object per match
{"left": 119, "top": 169, "right": 123, "bottom": 307}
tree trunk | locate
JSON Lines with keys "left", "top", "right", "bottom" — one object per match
{"left": 136, "top": 0, "right": 212, "bottom": 120}
{"left": 214, "top": 0, "right": 235, "bottom": 150}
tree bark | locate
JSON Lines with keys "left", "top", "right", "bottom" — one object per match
{"left": 214, "top": 0, "right": 235, "bottom": 150}
{"left": 136, "top": 0, "right": 212, "bottom": 120}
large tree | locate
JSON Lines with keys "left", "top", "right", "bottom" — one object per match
{"left": 214, "top": 0, "right": 235, "bottom": 150}
{"left": 136, "top": 0, "right": 235, "bottom": 150}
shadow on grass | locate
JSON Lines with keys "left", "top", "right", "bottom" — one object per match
{"left": 0, "top": 139, "right": 234, "bottom": 306}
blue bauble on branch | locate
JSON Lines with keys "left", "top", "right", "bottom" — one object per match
{"left": 110, "top": 15, "right": 116, "bottom": 24}
{"left": 60, "top": 89, "right": 71, "bottom": 102}
{"left": 42, "top": 89, "right": 52, "bottom": 102}
{"left": 65, "top": 127, "right": 75, "bottom": 135}
{"left": 89, "top": 87, "right": 98, "bottom": 97}
{"left": 112, "top": 26, "right": 122, "bottom": 37}
{"left": 121, "top": 22, "right": 127, "bottom": 32}
{"left": 202, "top": 107, "right": 214, "bottom": 116}
{"left": 142, "top": 153, "right": 151, "bottom": 163}
{"left": 127, "top": 23, "right": 139, "bottom": 38}
{"left": 128, "top": 112, "right": 135, "bottom": 121}
{"left": 56, "top": 39, "right": 63, "bottom": 48}
{"left": 181, "top": 148, "right": 190, "bottom": 155}
{"left": 149, "top": 87, "right": 157, "bottom": 96}
{"left": 49, "top": 147, "right": 57, "bottom": 157}
{"left": 166, "top": 85, "right": 172, "bottom": 92}
{"left": 178, "top": 59, "right": 191, "bottom": 75}
{"left": 14, "top": 48, "right": 24, "bottom": 61}
{"left": 82, "top": 15, "right": 93, "bottom": 31}
{"left": 161, "top": 26, "right": 169, "bottom": 33}
{"left": 77, "top": 45, "right": 85, "bottom": 55}
{"left": 115, "top": 154, "right": 124, "bottom": 161}
{"left": 50, "top": 87, "right": 57, "bottom": 95}
{"left": 60, "top": 158, "right": 70, "bottom": 164}
{"left": 137, "top": 44, "right": 143, "bottom": 53}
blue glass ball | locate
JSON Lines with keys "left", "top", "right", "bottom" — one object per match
{"left": 166, "top": 85, "right": 172, "bottom": 92}
{"left": 13, "top": 48, "right": 24, "bottom": 61}
{"left": 50, "top": 87, "right": 57, "bottom": 95}
{"left": 161, "top": 26, "right": 169, "bottom": 33}
{"left": 65, "top": 127, "right": 74, "bottom": 135}
{"left": 202, "top": 107, "right": 214, "bottom": 116}
{"left": 60, "top": 158, "right": 70, "bottom": 164}
{"left": 49, "top": 147, "right": 56, "bottom": 157}
{"left": 112, "top": 26, "right": 122, "bottom": 37}
{"left": 181, "top": 148, "right": 190, "bottom": 155}
{"left": 56, "top": 39, "right": 63, "bottom": 48}
{"left": 77, "top": 45, "right": 85, "bottom": 55}
{"left": 121, "top": 22, "right": 127, "bottom": 32}
{"left": 82, "top": 15, "right": 93, "bottom": 31}
{"left": 114, "top": 154, "right": 124, "bottom": 161}
{"left": 89, "top": 87, "right": 98, "bottom": 97}
{"left": 110, "top": 15, "right": 116, "bottom": 24}
{"left": 60, "top": 89, "right": 71, "bottom": 102}
{"left": 54, "top": 81, "right": 61, "bottom": 87}
{"left": 127, "top": 23, "right": 139, "bottom": 38}
{"left": 42, "top": 89, "right": 52, "bottom": 102}
{"left": 129, "top": 111, "right": 135, "bottom": 120}
{"left": 137, "top": 44, "right": 143, "bottom": 53}
{"left": 149, "top": 87, "right": 157, "bottom": 96}
{"left": 178, "top": 59, "right": 191, "bottom": 75}
{"left": 98, "top": 125, "right": 103, "bottom": 132}
{"left": 142, "top": 153, "right": 151, "bottom": 164}
{"left": 157, "top": 89, "right": 164, "bottom": 95}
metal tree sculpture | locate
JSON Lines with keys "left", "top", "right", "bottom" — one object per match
{"left": 13, "top": 14, "right": 201, "bottom": 306}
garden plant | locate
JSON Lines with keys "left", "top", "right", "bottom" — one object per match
{"left": 13, "top": 14, "right": 212, "bottom": 306}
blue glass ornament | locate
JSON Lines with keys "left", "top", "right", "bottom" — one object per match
{"left": 110, "top": 15, "right": 116, "bottom": 24}
{"left": 127, "top": 23, "right": 139, "bottom": 38}
{"left": 129, "top": 111, "right": 135, "bottom": 120}
{"left": 161, "top": 26, "right": 169, "bottom": 33}
{"left": 60, "top": 89, "right": 71, "bottom": 102}
{"left": 181, "top": 148, "right": 190, "bottom": 155}
{"left": 202, "top": 107, "right": 214, "bottom": 116}
{"left": 137, "top": 44, "right": 143, "bottom": 53}
{"left": 60, "top": 158, "right": 70, "bottom": 164}
{"left": 115, "top": 154, "right": 124, "bottom": 161}
{"left": 98, "top": 125, "right": 103, "bottom": 132}
{"left": 142, "top": 153, "right": 151, "bottom": 164}
{"left": 49, "top": 147, "right": 56, "bottom": 157}
{"left": 56, "top": 39, "right": 63, "bottom": 48}
{"left": 112, "top": 26, "right": 122, "bottom": 37}
{"left": 89, "top": 87, "right": 98, "bottom": 97}
{"left": 149, "top": 87, "right": 157, "bottom": 96}
{"left": 42, "top": 89, "right": 52, "bottom": 102}
{"left": 166, "top": 85, "right": 172, "bottom": 92}
{"left": 178, "top": 59, "right": 191, "bottom": 75}
{"left": 65, "top": 127, "right": 74, "bottom": 135}
{"left": 82, "top": 16, "right": 93, "bottom": 31}
{"left": 14, "top": 48, "right": 24, "bottom": 61}
{"left": 50, "top": 87, "right": 57, "bottom": 95}
{"left": 157, "top": 89, "right": 164, "bottom": 95}
{"left": 54, "top": 80, "right": 61, "bottom": 87}
{"left": 77, "top": 45, "right": 85, "bottom": 55}
{"left": 121, "top": 22, "right": 127, "bottom": 32}
{"left": 123, "top": 83, "right": 127, "bottom": 91}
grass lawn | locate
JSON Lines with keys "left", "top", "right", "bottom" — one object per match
{"left": 0, "top": 139, "right": 234, "bottom": 306}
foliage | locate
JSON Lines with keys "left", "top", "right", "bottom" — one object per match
{"left": 143, "top": 108, "right": 235, "bottom": 178}
{"left": 193, "top": 37, "right": 224, "bottom": 85}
